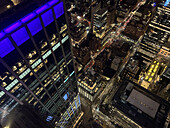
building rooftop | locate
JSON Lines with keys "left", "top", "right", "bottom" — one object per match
{"left": 78, "top": 72, "right": 100, "bottom": 90}
{"left": 70, "top": 24, "right": 86, "bottom": 38}
{"left": 127, "top": 89, "right": 160, "bottom": 118}
{"left": 111, "top": 80, "right": 169, "bottom": 128}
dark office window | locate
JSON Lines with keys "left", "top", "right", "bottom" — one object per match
{"left": 65, "top": 102, "right": 69, "bottom": 108}
{"left": 45, "top": 83, "right": 51, "bottom": 91}
{"left": 57, "top": 16, "right": 66, "bottom": 31}
{"left": 17, "top": 87, "right": 29, "bottom": 99}
{"left": 0, "top": 96, "right": 9, "bottom": 108}
{"left": 68, "top": 61, "right": 74, "bottom": 73}
{"left": 55, "top": 78, "right": 62, "bottom": 88}
{"left": 45, "top": 22, "right": 58, "bottom": 40}
{"left": 63, "top": 39, "right": 71, "bottom": 56}
{"left": 24, "top": 94, "right": 32, "bottom": 102}
{"left": 46, "top": 54, "right": 55, "bottom": 70}
{"left": 12, "top": 88, "right": 21, "bottom": 97}
{"left": 35, "top": 102, "right": 41, "bottom": 110}
{"left": 0, "top": 63, "right": 8, "bottom": 78}
{"left": 41, "top": 93, "right": 49, "bottom": 104}
{"left": 3, "top": 49, "right": 24, "bottom": 71}
{"left": 33, "top": 30, "right": 49, "bottom": 54}
{"left": 48, "top": 87, "right": 56, "bottom": 96}
{"left": 54, "top": 46, "right": 63, "bottom": 62}
{"left": 36, "top": 66, "right": 47, "bottom": 77}
{"left": 25, "top": 74, "right": 36, "bottom": 86}
{"left": 66, "top": 54, "right": 72, "bottom": 62}
{"left": 39, "top": 90, "right": 45, "bottom": 98}
{"left": 63, "top": 66, "right": 68, "bottom": 75}
{"left": 30, "top": 99, "right": 36, "bottom": 105}
{"left": 19, "top": 39, "right": 38, "bottom": 62}
{"left": 0, "top": 97, "right": 6, "bottom": 106}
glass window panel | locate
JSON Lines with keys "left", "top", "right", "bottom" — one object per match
{"left": 68, "top": 61, "right": 74, "bottom": 73}
{"left": 36, "top": 5, "right": 49, "bottom": 14}
{"left": 63, "top": 39, "right": 71, "bottom": 55}
{"left": 57, "top": 15, "right": 66, "bottom": 32}
{"left": 33, "top": 30, "right": 48, "bottom": 54}
{"left": 11, "top": 27, "right": 30, "bottom": 46}
{"left": 0, "top": 38, "right": 15, "bottom": 58}
{"left": 25, "top": 74, "right": 36, "bottom": 86}
{"left": 41, "top": 9, "right": 54, "bottom": 27}
{"left": 2, "top": 49, "right": 26, "bottom": 77}
{"left": 52, "top": 42, "right": 60, "bottom": 51}
{"left": 54, "top": 46, "right": 63, "bottom": 63}
{"left": 17, "top": 35, "right": 38, "bottom": 64}
{"left": 45, "top": 22, "right": 58, "bottom": 41}
{"left": 48, "top": 87, "right": 56, "bottom": 96}
{"left": 46, "top": 54, "right": 55, "bottom": 71}
{"left": 36, "top": 65, "right": 47, "bottom": 77}
{"left": 41, "top": 93, "right": 49, "bottom": 104}
{"left": 54, "top": 2, "right": 64, "bottom": 19}
{"left": 61, "top": 35, "right": 69, "bottom": 44}
{"left": 27, "top": 18, "right": 42, "bottom": 36}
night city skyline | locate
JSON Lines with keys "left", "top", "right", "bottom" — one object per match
{"left": 0, "top": 0, "right": 169, "bottom": 128}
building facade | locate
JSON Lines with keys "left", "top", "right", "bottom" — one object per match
{"left": 137, "top": 2, "right": 170, "bottom": 63}
{"left": 0, "top": 0, "right": 81, "bottom": 127}
{"left": 78, "top": 72, "right": 101, "bottom": 102}
{"left": 93, "top": 8, "right": 108, "bottom": 39}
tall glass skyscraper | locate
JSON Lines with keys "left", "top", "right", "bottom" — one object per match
{"left": 0, "top": 0, "right": 81, "bottom": 127}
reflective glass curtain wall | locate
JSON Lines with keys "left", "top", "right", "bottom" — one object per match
{"left": 0, "top": 0, "right": 80, "bottom": 127}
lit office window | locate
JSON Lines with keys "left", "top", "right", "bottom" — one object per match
{"left": 31, "top": 59, "right": 42, "bottom": 69}
{"left": 61, "top": 35, "right": 69, "bottom": 44}
{"left": 19, "top": 68, "right": 31, "bottom": 79}
{"left": 52, "top": 42, "right": 60, "bottom": 51}
{"left": 42, "top": 50, "right": 52, "bottom": 59}
{"left": 0, "top": 91, "right": 5, "bottom": 98}
{"left": 5, "top": 79, "right": 19, "bottom": 91}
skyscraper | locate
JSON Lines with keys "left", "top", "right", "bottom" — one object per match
{"left": 137, "top": 1, "right": 170, "bottom": 63}
{"left": 0, "top": 0, "right": 81, "bottom": 127}
{"left": 93, "top": 8, "right": 108, "bottom": 39}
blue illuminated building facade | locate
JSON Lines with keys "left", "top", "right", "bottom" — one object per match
{"left": 0, "top": 0, "right": 81, "bottom": 127}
